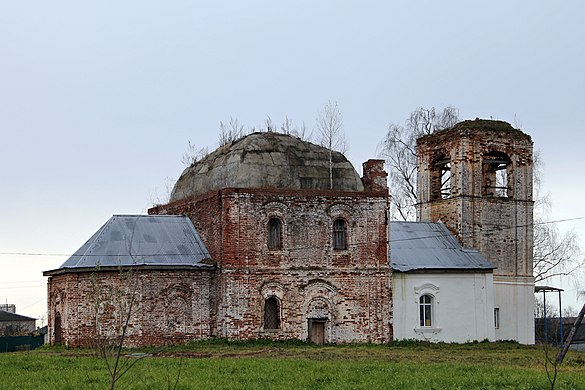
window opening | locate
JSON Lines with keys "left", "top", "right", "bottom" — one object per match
{"left": 267, "top": 217, "right": 283, "bottom": 250}
{"left": 436, "top": 159, "right": 451, "bottom": 199}
{"left": 264, "top": 297, "right": 280, "bottom": 330}
{"left": 483, "top": 152, "right": 510, "bottom": 197}
{"left": 419, "top": 295, "right": 433, "bottom": 327}
{"left": 332, "top": 219, "right": 347, "bottom": 250}
{"left": 494, "top": 308, "right": 500, "bottom": 329}
{"left": 432, "top": 156, "right": 451, "bottom": 200}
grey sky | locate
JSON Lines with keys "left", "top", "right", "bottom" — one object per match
{"left": 1, "top": 1, "right": 584, "bottom": 319}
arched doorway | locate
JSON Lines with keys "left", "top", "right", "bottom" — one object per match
{"left": 54, "top": 312, "right": 62, "bottom": 344}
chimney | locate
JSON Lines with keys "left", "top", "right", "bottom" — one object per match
{"left": 0, "top": 304, "right": 16, "bottom": 313}
{"left": 362, "top": 159, "right": 388, "bottom": 193}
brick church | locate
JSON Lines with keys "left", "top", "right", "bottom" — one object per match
{"left": 44, "top": 119, "right": 535, "bottom": 346}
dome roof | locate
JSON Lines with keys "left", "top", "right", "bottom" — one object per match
{"left": 170, "top": 132, "right": 364, "bottom": 202}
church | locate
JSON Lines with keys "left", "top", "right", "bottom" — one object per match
{"left": 43, "top": 119, "right": 534, "bottom": 346}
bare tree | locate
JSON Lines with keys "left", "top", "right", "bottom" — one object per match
{"left": 281, "top": 116, "right": 312, "bottom": 141}
{"left": 180, "top": 141, "right": 209, "bottom": 167}
{"left": 378, "top": 106, "right": 459, "bottom": 220}
{"left": 219, "top": 117, "right": 246, "bottom": 146}
{"left": 90, "top": 226, "right": 182, "bottom": 390}
{"left": 91, "top": 267, "right": 143, "bottom": 390}
{"left": 542, "top": 340, "right": 559, "bottom": 390}
{"left": 532, "top": 155, "right": 583, "bottom": 282}
{"left": 317, "top": 101, "right": 347, "bottom": 189}
{"left": 264, "top": 116, "right": 275, "bottom": 132}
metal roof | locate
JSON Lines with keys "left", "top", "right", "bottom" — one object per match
{"left": 0, "top": 310, "right": 36, "bottom": 322}
{"left": 45, "top": 215, "right": 213, "bottom": 274}
{"left": 390, "top": 221, "right": 495, "bottom": 272}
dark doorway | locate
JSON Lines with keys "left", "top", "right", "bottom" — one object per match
{"left": 308, "top": 319, "right": 326, "bottom": 345}
{"left": 54, "top": 312, "right": 62, "bottom": 344}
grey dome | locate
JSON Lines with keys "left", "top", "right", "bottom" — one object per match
{"left": 170, "top": 132, "right": 364, "bottom": 202}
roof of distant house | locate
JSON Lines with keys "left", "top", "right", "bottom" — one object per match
{"left": 0, "top": 310, "right": 36, "bottom": 322}
{"left": 573, "top": 317, "right": 585, "bottom": 342}
{"left": 44, "top": 215, "right": 214, "bottom": 275}
{"left": 390, "top": 221, "right": 495, "bottom": 272}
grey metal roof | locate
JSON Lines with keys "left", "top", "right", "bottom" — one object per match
{"left": 390, "top": 221, "right": 495, "bottom": 272}
{"left": 46, "top": 215, "right": 213, "bottom": 274}
{"left": 0, "top": 310, "right": 36, "bottom": 322}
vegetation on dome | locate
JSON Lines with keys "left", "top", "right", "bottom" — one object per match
{"left": 448, "top": 118, "right": 520, "bottom": 133}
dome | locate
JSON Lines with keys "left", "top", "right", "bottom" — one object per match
{"left": 170, "top": 132, "right": 364, "bottom": 202}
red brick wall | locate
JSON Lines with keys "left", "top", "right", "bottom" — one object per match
{"left": 47, "top": 269, "right": 215, "bottom": 347}
{"left": 150, "top": 187, "right": 392, "bottom": 343}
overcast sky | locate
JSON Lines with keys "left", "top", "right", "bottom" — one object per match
{"left": 1, "top": 1, "right": 584, "bottom": 320}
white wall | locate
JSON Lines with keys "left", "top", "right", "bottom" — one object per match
{"left": 493, "top": 276, "right": 535, "bottom": 344}
{"left": 392, "top": 272, "right": 495, "bottom": 343}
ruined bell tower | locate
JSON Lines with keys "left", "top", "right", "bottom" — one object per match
{"left": 416, "top": 119, "right": 535, "bottom": 343}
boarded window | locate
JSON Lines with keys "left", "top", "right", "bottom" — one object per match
{"left": 264, "top": 297, "right": 280, "bottom": 330}
{"left": 332, "top": 219, "right": 347, "bottom": 250}
{"left": 419, "top": 295, "right": 433, "bottom": 327}
{"left": 267, "top": 217, "right": 283, "bottom": 250}
{"left": 54, "top": 312, "right": 62, "bottom": 344}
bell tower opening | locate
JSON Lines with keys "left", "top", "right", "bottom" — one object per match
{"left": 483, "top": 151, "right": 511, "bottom": 198}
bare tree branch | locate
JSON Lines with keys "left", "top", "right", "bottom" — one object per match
{"left": 317, "top": 101, "right": 347, "bottom": 189}
{"left": 378, "top": 106, "right": 458, "bottom": 221}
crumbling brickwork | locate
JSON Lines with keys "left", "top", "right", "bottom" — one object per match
{"left": 149, "top": 184, "right": 391, "bottom": 343}
{"left": 45, "top": 131, "right": 392, "bottom": 346}
{"left": 46, "top": 270, "right": 215, "bottom": 347}
{"left": 416, "top": 120, "right": 534, "bottom": 278}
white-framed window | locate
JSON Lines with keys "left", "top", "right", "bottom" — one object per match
{"left": 414, "top": 283, "right": 440, "bottom": 334}
{"left": 494, "top": 308, "right": 500, "bottom": 329}
{"left": 419, "top": 294, "right": 433, "bottom": 327}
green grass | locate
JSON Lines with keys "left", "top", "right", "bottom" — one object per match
{"left": 1, "top": 341, "right": 584, "bottom": 389}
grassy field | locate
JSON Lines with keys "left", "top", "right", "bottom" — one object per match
{"left": 0, "top": 340, "right": 584, "bottom": 389}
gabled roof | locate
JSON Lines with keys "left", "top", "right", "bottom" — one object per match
{"left": 0, "top": 310, "right": 36, "bottom": 322}
{"left": 44, "top": 215, "right": 214, "bottom": 275}
{"left": 390, "top": 221, "right": 495, "bottom": 272}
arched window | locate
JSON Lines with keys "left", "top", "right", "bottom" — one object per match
{"left": 483, "top": 152, "right": 511, "bottom": 198}
{"left": 419, "top": 295, "right": 433, "bottom": 327}
{"left": 264, "top": 296, "right": 280, "bottom": 330}
{"left": 332, "top": 219, "right": 347, "bottom": 250}
{"left": 432, "top": 156, "right": 451, "bottom": 200}
{"left": 267, "top": 217, "right": 283, "bottom": 250}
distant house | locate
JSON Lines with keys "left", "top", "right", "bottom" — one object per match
{"left": 571, "top": 318, "right": 585, "bottom": 351}
{"left": 0, "top": 310, "right": 36, "bottom": 336}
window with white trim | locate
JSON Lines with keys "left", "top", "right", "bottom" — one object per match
{"left": 419, "top": 294, "right": 433, "bottom": 327}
